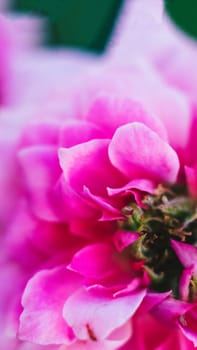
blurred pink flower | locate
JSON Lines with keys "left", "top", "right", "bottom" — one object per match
{"left": 2, "top": 1, "right": 197, "bottom": 350}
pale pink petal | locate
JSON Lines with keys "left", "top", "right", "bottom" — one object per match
{"left": 63, "top": 287, "right": 146, "bottom": 341}
{"left": 20, "top": 343, "right": 57, "bottom": 350}
{"left": 60, "top": 320, "right": 131, "bottom": 350}
{"left": 106, "top": 320, "right": 131, "bottom": 346}
{"left": 19, "top": 267, "right": 82, "bottom": 345}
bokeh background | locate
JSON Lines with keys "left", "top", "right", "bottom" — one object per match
{"left": 10, "top": 0, "right": 197, "bottom": 51}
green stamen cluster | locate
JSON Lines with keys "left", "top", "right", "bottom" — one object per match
{"left": 121, "top": 185, "right": 197, "bottom": 298}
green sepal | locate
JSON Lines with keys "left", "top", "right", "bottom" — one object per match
{"left": 130, "top": 234, "right": 148, "bottom": 261}
{"left": 144, "top": 266, "right": 164, "bottom": 284}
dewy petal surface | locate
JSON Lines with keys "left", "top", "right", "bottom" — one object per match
{"left": 109, "top": 122, "right": 180, "bottom": 183}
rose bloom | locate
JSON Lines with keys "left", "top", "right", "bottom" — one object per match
{"left": 2, "top": 1, "right": 197, "bottom": 350}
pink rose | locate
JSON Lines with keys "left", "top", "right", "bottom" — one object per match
{"left": 2, "top": 1, "right": 197, "bottom": 349}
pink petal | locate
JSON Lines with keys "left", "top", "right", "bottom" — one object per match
{"left": 59, "top": 120, "right": 105, "bottom": 147}
{"left": 63, "top": 287, "right": 146, "bottom": 341}
{"left": 3, "top": 202, "right": 46, "bottom": 269}
{"left": 171, "top": 240, "right": 197, "bottom": 274}
{"left": 114, "top": 277, "right": 148, "bottom": 297}
{"left": 179, "top": 307, "right": 197, "bottom": 347}
{"left": 157, "top": 329, "right": 196, "bottom": 350}
{"left": 109, "top": 122, "right": 180, "bottom": 183}
{"left": 113, "top": 230, "right": 139, "bottom": 252}
{"left": 19, "top": 343, "right": 57, "bottom": 350}
{"left": 60, "top": 320, "right": 131, "bottom": 350}
{"left": 57, "top": 175, "right": 100, "bottom": 221}
{"left": 19, "top": 267, "right": 82, "bottom": 345}
{"left": 83, "top": 186, "right": 124, "bottom": 221}
{"left": 20, "top": 121, "right": 60, "bottom": 147}
{"left": 4, "top": 200, "right": 85, "bottom": 268}
{"left": 138, "top": 291, "right": 171, "bottom": 314}
{"left": 18, "top": 145, "right": 61, "bottom": 221}
{"left": 185, "top": 165, "right": 197, "bottom": 198}
{"left": 59, "top": 139, "right": 126, "bottom": 196}
{"left": 68, "top": 243, "right": 122, "bottom": 280}
{"left": 123, "top": 313, "right": 196, "bottom": 350}
{"left": 107, "top": 178, "right": 155, "bottom": 196}
{"left": 86, "top": 94, "right": 167, "bottom": 140}
{"left": 69, "top": 218, "right": 116, "bottom": 239}
{"left": 153, "top": 297, "right": 192, "bottom": 327}
{"left": 185, "top": 113, "right": 197, "bottom": 166}
{"left": 179, "top": 267, "right": 194, "bottom": 302}
{"left": 107, "top": 178, "right": 155, "bottom": 207}
{"left": 105, "top": 320, "right": 132, "bottom": 349}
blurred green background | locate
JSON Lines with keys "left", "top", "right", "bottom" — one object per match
{"left": 12, "top": 0, "right": 197, "bottom": 52}
{"left": 165, "top": 0, "right": 197, "bottom": 41}
{"left": 11, "top": 0, "right": 124, "bottom": 52}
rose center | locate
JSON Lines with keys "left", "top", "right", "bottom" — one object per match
{"left": 120, "top": 184, "right": 197, "bottom": 299}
